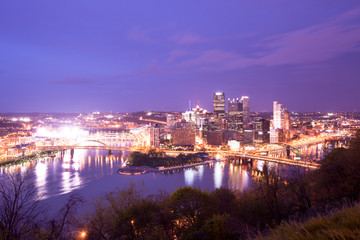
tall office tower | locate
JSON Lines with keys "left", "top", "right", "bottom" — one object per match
{"left": 166, "top": 114, "right": 176, "bottom": 129}
{"left": 273, "top": 101, "right": 284, "bottom": 129}
{"left": 228, "top": 98, "right": 242, "bottom": 116}
{"left": 283, "top": 110, "right": 291, "bottom": 130}
{"left": 271, "top": 101, "right": 290, "bottom": 143}
{"left": 213, "top": 92, "right": 225, "bottom": 116}
{"left": 149, "top": 124, "right": 160, "bottom": 147}
{"left": 241, "top": 96, "right": 250, "bottom": 126}
{"left": 254, "top": 118, "right": 270, "bottom": 144}
{"left": 228, "top": 98, "right": 243, "bottom": 132}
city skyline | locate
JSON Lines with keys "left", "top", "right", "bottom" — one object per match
{"left": 1, "top": 1, "right": 360, "bottom": 113}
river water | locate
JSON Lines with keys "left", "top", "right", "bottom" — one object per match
{"left": 1, "top": 142, "right": 332, "bottom": 217}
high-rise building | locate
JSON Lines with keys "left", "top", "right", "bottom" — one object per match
{"left": 271, "top": 101, "right": 290, "bottom": 143}
{"left": 149, "top": 124, "right": 160, "bottom": 147}
{"left": 213, "top": 92, "right": 225, "bottom": 116}
{"left": 228, "top": 98, "right": 243, "bottom": 132}
{"left": 273, "top": 101, "right": 283, "bottom": 129}
{"left": 283, "top": 110, "right": 291, "bottom": 130}
{"left": 166, "top": 114, "right": 176, "bottom": 129}
{"left": 254, "top": 118, "right": 270, "bottom": 144}
{"left": 228, "top": 98, "right": 242, "bottom": 116}
{"left": 240, "top": 96, "right": 250, "bottom": 126}
{"left": 171, "top": 129, "right": 196, "bottom": 146}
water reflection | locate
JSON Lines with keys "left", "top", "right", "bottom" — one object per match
{"left": 35, "top": 161, "right": 47, "bottom": 198}
{"left": 1, "top": 145, "right": 327, "bottom": 210}
{"left": 214, "top": 162, "right": 223, "bottom": 189}
{"left": 184, "top": 168, "right": 196, "bottom": 186}
{"left": 228, "top": 164, "right": 250, "bottom": 191}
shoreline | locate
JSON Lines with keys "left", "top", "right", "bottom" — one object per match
{"left": 0, "top": 150, "right": 59, "bottom": 168}
{"left": 118, "top": 159, "right": 219, "bottom": 175}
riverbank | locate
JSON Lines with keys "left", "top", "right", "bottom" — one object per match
{"left": 118, "top": 159, "right": 218, "bottom": 175}
{"left": 0, "top": 150, "right": 59, "bottom": 168}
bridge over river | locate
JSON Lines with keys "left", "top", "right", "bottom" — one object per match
{"left": 36, "top": 134, "right": 352, "bottom": 170}
{"left": 38, "top": 144, "right": 321, "bottom": 169}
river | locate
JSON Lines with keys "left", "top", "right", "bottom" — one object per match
{"left": 1, "top": 142, "right": 331, "bottom": 217}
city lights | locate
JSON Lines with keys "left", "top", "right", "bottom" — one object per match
{"left": 35, "top": 127, "right": 89, "bottom": 139}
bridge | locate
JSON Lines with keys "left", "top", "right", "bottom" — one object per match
{"left": 227, "top": 153, "right": 320, "bottom": 169}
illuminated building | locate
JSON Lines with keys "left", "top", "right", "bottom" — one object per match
{"left": 149, "top": 124, "right": 160, "bottom": 147}
{"left": 240, "top": 96, "right": 250, "bottom": 126}
{"left": 254, "top": 118, "right": 270, "bottom": 144}
{"left": 273, "top": 101, "right": 283, "bottom": 129}
{"left": 271, "top": 101, "right": 290, "bottom": 143}
{"left": 228, "top": 98, "right": 242, "bottom": 116}
{"left": 192, "top": 105, "right": 207, "bottom": 129}
{"left": 166, "top": 114, "right": 176, "bottom": 129}
{"left": 227, "top": 140, "right": 241, "bottom": 151}
{"left": 206, "top": 131, "right": 224, "bottom": 146}
{"left": 213, "top": 92, "right": 225, "bottom": 117}
{"left": 228, "top": 98, "right": 243, "bottom": 132}
{"left": 283, "top": 110, "right": 291, "bottom": 130}
{"left": 171, "top": 129, "right": 196, "bottom": 146}
{"left": 182, "top": 110, "right": 196, "bottom": 123}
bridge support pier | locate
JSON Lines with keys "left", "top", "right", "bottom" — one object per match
{"left": 70, "top": 149, "right": 74, "bottom": 159}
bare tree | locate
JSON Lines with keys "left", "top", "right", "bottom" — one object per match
{"left": 43, "top": 194, "right": 84, "bottom": 240}
{"left": 0, "top": 171, "right": 44, "bottom": 240}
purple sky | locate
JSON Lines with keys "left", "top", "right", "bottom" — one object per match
{"left": 1, "top": 1, "right": 360, "bottom": 113}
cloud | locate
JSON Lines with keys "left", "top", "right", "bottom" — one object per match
{"left": 52, "top": 78, "right": 93, "bottom": 85}
{"left": 255, "top": 16, "right": 360, "bottom": 66}
{"left": 52, "top": 62, "right": 163, "bottom": 86}
{"left": 128, "top": 26, "right": 152, "bottom": 43}
{"left": 166, "top": 49, "right": 193, "bottom": 63}
{"left": 170, "top": 32, "right": 202, "bottom": 45}
{"left": 175, "top": 7, "right": 360, "bottom": 71}
{"left": 176, "top": 49, "right": 237, "bottom": 69}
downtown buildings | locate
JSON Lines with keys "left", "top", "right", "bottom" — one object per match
{"left": 165, "top": 92, "right": 254, "bottom": 148}
{"left": 270, "top": 101, "right": 291, "bottom": 143}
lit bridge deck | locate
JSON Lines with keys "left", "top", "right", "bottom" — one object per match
{"left": 227, "top": 153, "right": 320, "bottom": 169}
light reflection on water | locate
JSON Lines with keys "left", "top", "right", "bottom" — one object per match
{"left": 35, "top": 161, "right": 47, "bottom": 198}
{"left": 214, "top": 162, "right": 223, "bottom": 189}
{"left": 0, "top": 145, "right": 325, "bottom": 215}
{"left": 227, "top": 164, "right": 250, "bottom": 192}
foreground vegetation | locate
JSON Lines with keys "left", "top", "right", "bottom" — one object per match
{"left": 128, "top": 150, "right": 202, "bottom": 168}
{"left": 256, "top": 204, "right": 360, "bottom": 240}
{"left": 0, "top": 131, "right": 359, "bottom": 239}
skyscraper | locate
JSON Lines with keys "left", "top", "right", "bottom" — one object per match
{"left": 228, "top": 98, "right": 242, "bottom": 116}
{"left": 213, "top": 92, "right": 225, "bottom": 116}
{"left": 241, "top": 96, "right": 250, "bottom": 126}
{"left": 271, "top": 101, "right": 291, "bottom": 143}
{"left": 166, "top": 114, "right": 175, "bottom": 129}
{"left": 283, "top": 110, "right": 291, "bottom": 130}
{"left": 228, "top": 98, "right": 243, "bottom": 132}
{"left": 273, "top": 101, "right": 283, "bottom": 129}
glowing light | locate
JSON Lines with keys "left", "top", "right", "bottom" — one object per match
{"left": 80, "top": 231, "right": 87, "bottom": 238}
{"left": 245, "top": 146, "right": 255, "bottom": 151}
{"left": 214, "top": 162, "right": 223, "bottom": 189}
{"left": 184, "top": 168, "right": 196, "bottom": 186}
{"left": 35, "top": 127, "right": 88, "bottom": 139}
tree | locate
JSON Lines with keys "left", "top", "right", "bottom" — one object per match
{"left": 40, "top": 194, "right": 84, "bottom": 240}
{"left": 0, "top": 171, "right": 44, "bottom": 240}
{"left": 169, "top": 187, "right": 210, "bottom": 237}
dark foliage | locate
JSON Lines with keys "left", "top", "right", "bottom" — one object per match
{"left": 128, "top": 151, "right": 202, "bottom": 168}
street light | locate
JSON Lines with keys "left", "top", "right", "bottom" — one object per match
{"left": 79, "top": 230, "right": 87, "bottom": 239}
